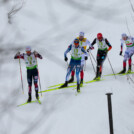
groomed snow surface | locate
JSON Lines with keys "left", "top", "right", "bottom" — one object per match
{"left": 0, "top": 0, "right": 134, "bottom": 134}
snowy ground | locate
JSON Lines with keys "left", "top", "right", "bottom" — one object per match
{"left": 0, "top": 0, "right": 134, "bottom": 134}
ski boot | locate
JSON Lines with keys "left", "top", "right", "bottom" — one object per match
{"left": 119, "top": 68, "right": 126, "bottom": 74}
{"left": 77, "top": 84, "right": 80, "bottom": 93}
{"left": 35, "top": 90, "right": 39, "bottom": 100}
{"left": 68, "top": 76, "right": 74, "bottom": 83}
{"left": 27, "top": 94, "right": 32, "bottom": 103}
{"left": 80, "top": 79, "right": 83, "bottom": 85}
{"left": 60, "top": 81, "right": 68, "bottom": 88}
{"left": 127, "top": 66, "right": 131, "bottom": 73}
{"left": 94, "top": 66, "right": 100, "bottom": 80}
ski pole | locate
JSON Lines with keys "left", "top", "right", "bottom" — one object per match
{"left": 36, "top": 58, "right": 42, "bottom": 97}
{"left": 67, "top": 61, "right": 69, "bottom": 68}
{"left": 107, "top": 55, "right": 116, "bottom": 79}
{"left": 84, "top": 61, "right": 86, "bottom": 71}
{"left": 88, "top": 51, "right": 96, "bottom": 74}
{"left": 126, "top": 73, "right": 134, "bottom": 84}
{"left": 19, "top": 58, "right": 24, "bottom": 94}
{"left": 90, "top": 52, "right": 97, "bottom": 64}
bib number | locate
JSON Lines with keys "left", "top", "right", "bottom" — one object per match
{"left": 74, "top": 49, "right": 78, "bottom": 57}
{"left": 27, "top": 57, "right": 32, "bottom": 65}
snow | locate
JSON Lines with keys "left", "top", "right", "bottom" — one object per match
{"left": 0, "top": 0, "right": 134, "bottom": 134}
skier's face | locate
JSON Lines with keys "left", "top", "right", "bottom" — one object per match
{"left": 26, "top": 51, "right": 31, "bottom": 56}
{"left": 79, "top": 36, "right": 84, "bottom": 41}
{"left": 122, "top": 36, "right": 127, "bottom": 41}
{"left": 74, "top": 43, "right": 79, "bottom": 48}
{"left": 97, "top": 37, "right": 103, "bottom": 41}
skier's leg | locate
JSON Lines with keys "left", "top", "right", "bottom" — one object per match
{"left": 128, "top": 57, "right": 132, "bottom": 72}
{"left": 80, "top": 59, "right": 84, "bottom": 84}
{"left": 33, "top": 68, "right": 39, "bottom": 100}
{"left": 60, "top": 59, "right": 75, "bottom": 88}
{"left": 94, "top": 51, "right": 101, "bottom": 79}
{"left": 99, "top": 52, "right": 107, "bottom": 77}
{"left": 68, "top": 69, "right": 75, "bottom": 83}
{"left": 27, "top": 70, "right": 32, "bottom": 102}
{"left": 127, "top": 49, "right": 134, "bottom": 72}
{"left": 119, "top": 51, "right": 128, "bottom": 73}
{"left": 76, "top": 63, "right": 81, "bottom": 92}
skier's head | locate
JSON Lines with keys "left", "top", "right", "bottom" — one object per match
{"left": 26, "top": 46, "right": 31, "bottom": 55}
{"left": 79, "top": 32, "right": 84, "bottom": 41}
{"left": 122, "top": 33, "right": 127, "bottom": 40}
{"left": 74, "top": 39, "right": 79, "bottom": 48}
{"left": 97, "top": 33, "right": 103, "bottom": 41}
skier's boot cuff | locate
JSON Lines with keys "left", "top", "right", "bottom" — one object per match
{"left": 27, "top": 94, "right": 32, "bottom": 103}
{"left": 119, "top": 69, "right": 126, "bottom": 74}
{"left": 60, "top": 81, "right": 68, "bottom": 88}
{"left": 68, "top": 76, "right": 74, "bottom": 83}
{"left": 80, "top": 79, "right": 83, "bottom": 85}
{"left": 35, "top": 90, "right": 39, "bottom": 100}
{"left": 77, "top": 84, "right": 80, "bottom": 93}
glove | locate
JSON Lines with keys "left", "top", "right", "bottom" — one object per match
{"left": 16, "top": 51, "right": 20, "bottom": 56}
{"left": 34, "top": 51, "right": 38, "bottom": 55}
{"left": 14, "top": 52, "right": 20, "bottom": 59}
{"left": 87, "top": 47, "right": 94, "bottom": 52}
{"left": 85, "top": 56, "right": 88, "bottom": 60}
{"left": 119, "top": 51, "right": 122, "bottom": 56}
{"left": 65, "top": 57, "right": 68, "bottom": 61}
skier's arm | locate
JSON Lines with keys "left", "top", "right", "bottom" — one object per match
{"left": 34, "top": 51, "right": 43, "bottom": 59}
{"left": 105, "top": 39, "right": 112, "bottom": 51}
{"left": 81, "top": 47, "right": 87, "bottom": 54}
{"left": 64, "top": 45, "right": 72, "bottom": 58}
{"left": 91, "top": 38, "right": 96, "bottom": 47}
{"left": 14, "top": 52, "right": 24, "bottom": 59}
{"left": 87, "top": 39, "right": 95, "bottom": 52}
{"left": 120, "top": 39, "right": 124, "bottom": 55}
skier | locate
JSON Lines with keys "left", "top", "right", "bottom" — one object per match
{"left": 87, "top": 33, "right": 112, "bottom": 80}
{"left": 14, "top": 46, "right": 43, "bottom": 102}
{"left": 119, "top": 33, "right": 134, "bottom": 73}
{"left": 68, "top": 32, "right": 90, "bottom": 85}
{"left": 60, "top": 38, "right": 88, "bottom": 92}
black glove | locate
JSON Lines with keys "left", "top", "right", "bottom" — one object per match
{"left": 34, "top": 50, "right": 38, "bottom": 55}
{"left": 65, "top": 57, "right": 68, "bottom": 61}
{"left": 87, "top": 48, "right": 90, "bottom": 52}
{"left": 85, "top": 56, "right": 88, "bottom": 60}
{"left": 120, "top": 51, "right": 122, "bottom": 56}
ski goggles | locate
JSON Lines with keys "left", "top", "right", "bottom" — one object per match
{"left": 74, "top": 40, "right": 79, "bottom": 44}
{"left": 26, "top": 51, "right": 31, "bottom": 54}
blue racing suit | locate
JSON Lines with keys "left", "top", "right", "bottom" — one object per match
{"left": 64, "top": 44, "right": 87, "bottom": 84}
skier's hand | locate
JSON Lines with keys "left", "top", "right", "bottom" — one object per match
{"left": 16, "top": 51, "right": 20, "bottom": 56}
{"left": 119, "top": 51, "right": 122, "bottom": 56}
{"left": 87, "top": 47, "right": 94, "bottom": 52}
{"left": 34, "top": 51, "right": 38, "bottom": 55}
{"left": 90, "top": 47, "right": 94, "bottom": 50}
{"left": 65, "top": 57, "right": 68, "bottom": 62}
{"left": 85, "top": 56, "right": 88, "bottom": 60}
{"left": 14, "top": 52, "right": 20, "bottom": 59}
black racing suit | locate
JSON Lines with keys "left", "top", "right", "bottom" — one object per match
{"left": 91, "top": 38, "right": 112, "bottom": 78}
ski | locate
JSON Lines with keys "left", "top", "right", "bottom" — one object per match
{"left": 85, "top": 79, "right": 104, "bottom": 84}
{"left": 40, "top": 84, "right": 77, "bottom": 93}
{"left": 104, "top": 72, "right": 134, "bottom": 77}
{"left": 48, "top": 82, "right": 76, "bottom": 88}
{"left": 17, "top": 99, "right": 41, "bottom": 107}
